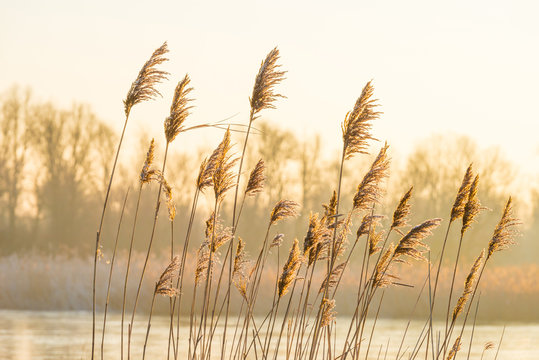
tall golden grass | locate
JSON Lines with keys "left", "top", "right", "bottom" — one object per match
{"left": 92, "top": 43, "right": 521, "bottom": 360}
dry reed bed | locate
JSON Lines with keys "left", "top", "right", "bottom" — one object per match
{"left": 88, "top": 42, "right": 522, "bottom": 360}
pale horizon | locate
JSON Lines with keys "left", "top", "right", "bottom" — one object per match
{"left": 2, "top": 0, "right": 538, "bottom": 177}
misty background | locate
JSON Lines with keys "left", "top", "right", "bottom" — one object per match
{"left": 0, "top": 85, "right": 537, "bottom": 321}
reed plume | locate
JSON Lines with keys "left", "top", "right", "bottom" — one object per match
{"left": 196, "top": 137, "right": 224, "bottom": 192}
{"left": 394, "top": 218, "right": 442, "bottom": 263}
{"left": 320, "top": 298, "right": 336, "bottom": 327}
{"left": 249, "top": 47, "right": 286, "bottom": 121}
{"left": 391, "top": 186, "right": 413, "bottom": 233}
{"left": 195, "top": 246, "right": 211, "bottom": 286}
{"left": 160, "top": 176, "right": 176, "bottom": 221}
{"left": 446, "top": 336, "right": 461, "bottom": 360}
{"left": 461, "top": 175, "right": 481, "bottom": 235}
{"left": 211, "top": 226, "right": 233, "bottom": 253}
{"left": 450, "top": 164, "right": 473, "bottom": 223}
{"left": 278, "top": 239, "right": 302, "bottom": 297}
{"left": 270, "top": 200, "right": 300, "bottom": 226}
{"left": 303, "top": 214, "right": 332, "bottom": 265}
{"left": 368, "top": 224, "right": 384, "bottom": 255}
{"left": 124, "top": 42, "right": 169, "bottom": 116}
{"left": 333, "top": 213, "right": 352, "bottom": 260}
{"left": 357, "top": 214, "right": 384, "bottom": 238}
{"left": 322, "top": 190, "right": 338, "bottom": 223}
{"left": 452, "top": 250, "right": 485, "bottom": 322}
{"left": 352, "top": 143, "right": 390, "bottom": 211}
{"left": 319, "top": 262, "right": 347, "bottom": 293}
{"left": 303, "top": 213, "right": 328, "bottom": 255}
{"left": 245, "top": 159, "right": 265, "bottom": 196}
{"left": 487, "top": 197, "right": 520, "bottom": 260}
{"left": 156, "top": 256, "right": 180, "bottom": 297}
{"left": 96, "top": 42, "right": 169, "bottom": 360}
{"left": 342, "top": 81, "right": 380, "bottom": 159}
{"left": 213, "top": 128, "right": 238, "bottom": 203}
{"left": 271, "top": 233, "right": 285, "bottom": 249}
{"left": 140, "top": 139, "right": 156, "bottom": 184}
{"left": 373, "top": 244, "right": 396, "bottom": 288}
{"left": 164, "top": 74, "right": 194, "bottom": 143}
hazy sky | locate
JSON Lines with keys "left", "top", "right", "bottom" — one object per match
{"left": 1, "top": 0, "right": 538, "bottom": 173}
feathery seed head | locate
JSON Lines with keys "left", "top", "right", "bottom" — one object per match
{"left": 391, "top": 186, "right": 413, "bottom": 233}
{"left": 320, "top": 298, "right": 336, "bottom": 327}
{"left": 250, "top": 47, "right": 286, "bottom": 121}
{"left": 356, "top": 214, "right": 384, "bottom": 238}
{"left": 452, "top": 249, "right": 484, "bottom": 322}
{"left": 195, "top": 245, "right": 210, "bottom": 286}
{"left": 124, "top": 42, "right": 169, "bottom": 116}
{"left": 245, "top": 159, "right": 265, "bottom": 196}
{"left": 197, "top": 136, "right": 225, "bottom": 192}
{"left": 461, "top": 174, "right": 482, "bottom": 235}
{"left": 140, "top": 139, "right": 156, "bottom": 184}
{"left": 278, "top": 238, "right": 302, "bottom": 297}
{"left": 155, "top": 255, "right": 180, "bottom": 296}
{"left": 352, "top": 143, "right": 390, "bottom": 211}
{"left": 161, "top": 176, "right": 176, "bottom": 221}
{"left": 322, "top": 191, "right": 338, "bottom": 224}
{"left": 270, "top": 199, "right": 300, "bottom": 226}
{"left": 164, "top": 74, "right": 194, "bottom": 143}
{"left": 373, "top": 244, "right": 397, "bottom": 288}
{"left": 394, "top": 218, "right": 442, "bottom": 263}
{"left": 271, "top": 233, "right": 285, "bottom": 248}
{"left": 212, "top": 128, "right": 238, "bottom": 203}
{"left": 450, "top": 164, "right": 474, "bottom": 222}
{"left": 368, "top": 224, "right": 384, "bottom": 256}
{"left": 319, "top": 262, "right": 347, "bottom": 293}
{"left": 233, "top": 237, "right": 250, "bottom": 297}
{"left": 342, "top": 81, "right": 380, "bottom": 159}
{"left": 487, "top": 197, "right": 520, "bottom": 259}
{"left": 446, "top": 337, "right": 461, "bottom": 360}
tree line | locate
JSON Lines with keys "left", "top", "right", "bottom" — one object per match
{"left": 1, "top": 86, "right": 537, "bottom": 265}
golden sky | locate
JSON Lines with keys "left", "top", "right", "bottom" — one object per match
{"left": 1, "top": 0, "right": 538, "bottom": 174}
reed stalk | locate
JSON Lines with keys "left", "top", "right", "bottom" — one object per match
{"left": 100, "top": 188, "right": 130, "bottom": 360}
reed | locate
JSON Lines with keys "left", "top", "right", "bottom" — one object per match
{"left": 93, "top": 44, "right": 521, "bottom": 360}
{"left": 92, "top": 42, "right": 168, "bottom": 360}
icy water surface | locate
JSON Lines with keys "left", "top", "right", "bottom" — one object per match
{"left": 0, "top": 310, "right": 537, "bottom": 359}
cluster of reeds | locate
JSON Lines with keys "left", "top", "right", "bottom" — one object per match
{"left": 92, "top": 42, "right": 520, "bottom": 360}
